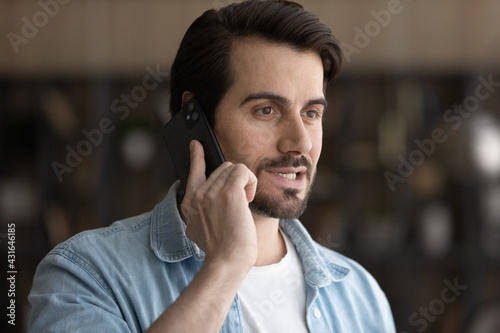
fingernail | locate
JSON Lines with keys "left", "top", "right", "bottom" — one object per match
{"left": 190, "top": 140, "right": 194, "bottom": 151}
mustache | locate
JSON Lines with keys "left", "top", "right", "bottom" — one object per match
{"left": 255, "top": 155, "right": 313, "bottom": 180}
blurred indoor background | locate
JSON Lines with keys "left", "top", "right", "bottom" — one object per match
{"left": 1, "top": 0, "right": 500, "bottom": 332}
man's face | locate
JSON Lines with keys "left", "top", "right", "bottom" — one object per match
{"left": 213, "top": 38, "right": 326, "bottom": 219}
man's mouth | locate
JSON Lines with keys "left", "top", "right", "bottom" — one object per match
{"left": 269, "top": 166, "right": 308, "bottom": 187}
{"left": 254, "top": 155, "right": 312, "bottom": 185}
{"left": 277, "top": 172, "right": 297, "bottom": 180}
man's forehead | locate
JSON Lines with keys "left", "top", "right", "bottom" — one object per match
{"left": 227, "top": 37, "right": 325, "bottom": 100}
{"left": 230, "top": 37, "right": 319, "bottom": 65}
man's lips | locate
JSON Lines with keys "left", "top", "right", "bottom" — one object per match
{"left": 268, "top": 166, "right": 307, "bottom": 180}
{"left": 254, "top": 155, "right": 313, "bottom": 186}
{"left": 277, "top": 172, "right": 297, "bottom": 180}
{"left": 264, "top": 166, "right": 308, "bottom": 187}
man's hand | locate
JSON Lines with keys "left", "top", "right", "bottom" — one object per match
{"left": 147, "top": 140, "right": 258, "bottom": 333}
{"left": 181, "top": 140, "right": 258, "bottom": 269}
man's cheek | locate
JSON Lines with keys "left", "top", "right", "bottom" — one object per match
{"left": 237, "top": 131, "right": 275, "bottom": 158}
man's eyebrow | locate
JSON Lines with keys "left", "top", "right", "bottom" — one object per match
{"left": 240, "top": 92, "right": 291, "bottom": 107}
{"left": 240, "top": 92, "right": 328, "bottom": 108}
{"left": 308, "top": 98, "right": 328, "bottom": 109}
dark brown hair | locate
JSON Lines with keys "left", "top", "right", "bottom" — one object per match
{"left": 169, "top": 0, "right": 342, "bottom": 123}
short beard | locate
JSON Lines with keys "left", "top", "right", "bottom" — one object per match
{"left": 249, "top": 155, "right": 315, "bottom": 220}
{"left": 250, "top": 186, "right": 312, "bottom": 219}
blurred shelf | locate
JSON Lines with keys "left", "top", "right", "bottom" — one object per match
{"left": 1, "top": 71, "right": 500, "bottom": 333}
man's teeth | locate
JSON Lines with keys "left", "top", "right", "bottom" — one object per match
{"left": 277, "top": 172, "right": 297, "bottom": 180}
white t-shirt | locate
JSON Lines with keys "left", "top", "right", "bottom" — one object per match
{"left": 238, "top": 229, "right": 309, "bottom": 332}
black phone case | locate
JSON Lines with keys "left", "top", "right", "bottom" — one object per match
{"left": 162, "top": 98, "right": 225, "bottom": 194}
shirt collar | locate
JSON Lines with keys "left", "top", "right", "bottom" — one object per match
{"left": 150, "top": 181, "right": 350, "bottom": 285}
{"left": 150, "top": 181, "right": 205, "bottom": 262}
{"left": 279, "top": 219, "right": 350, "bottom": 287}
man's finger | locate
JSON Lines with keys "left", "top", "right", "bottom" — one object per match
{"left": 185, "top": 140, "right": 206, "bottom": 194}
{"left": 226, "top": 164, "right": 257, "bottom": 203}
{"left": 245, "top": 172, "right": 257, "bottom": 202}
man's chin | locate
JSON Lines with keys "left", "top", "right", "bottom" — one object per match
{"left": 249, "top": 156, "right": 316, "bottom": 219}
{"left": 249, "top": 187, "right": 309, "bottom": 220}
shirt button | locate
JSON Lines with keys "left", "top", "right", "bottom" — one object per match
{"left": 313, "top": 308, "right": 322, "bottom": 318}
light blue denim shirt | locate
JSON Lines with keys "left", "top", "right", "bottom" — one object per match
{"left": 29, "top": 181, "right": 396, "bottom": 332}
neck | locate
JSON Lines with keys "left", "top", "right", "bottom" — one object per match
{"left": 252, "top": 213, "right": 286, "bottom": 267}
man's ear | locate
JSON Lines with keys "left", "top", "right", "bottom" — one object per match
{"left": 181, "top": 91, "right": 195, "bottom": 107}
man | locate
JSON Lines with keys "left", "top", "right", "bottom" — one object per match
{"left": 29, "top": 1, "right": 396, "bottom": 332}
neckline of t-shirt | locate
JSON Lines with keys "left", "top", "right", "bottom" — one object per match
{"left": 246, "top": 228, "right": 295, "bottom": 277}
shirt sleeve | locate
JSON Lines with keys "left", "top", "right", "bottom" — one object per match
{"left": 28, "top": 251, "right": 133, "bottom": 333}
{"left": 377, "top": 285, "right": 397, "bottom": 333}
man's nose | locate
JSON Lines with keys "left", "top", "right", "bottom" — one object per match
{"left": 277, "top": 115, "right": 313, "bottom": 156}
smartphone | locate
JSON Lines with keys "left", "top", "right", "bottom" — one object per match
{"left": 162, "top": 98, "right": 225, "bottom": 197}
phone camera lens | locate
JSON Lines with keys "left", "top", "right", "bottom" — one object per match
{"left": 192, "top": 111, "right": 199, "bottom": 121}
{"left": 188, "top": 101, "right": 194, "bottom": 111}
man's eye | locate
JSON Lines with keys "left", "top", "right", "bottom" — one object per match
{"left": 256, "top": 106, "right": 274, "bottom": 115}
{"left": 303, "top": 110, "right": 319, "bottom": 119}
